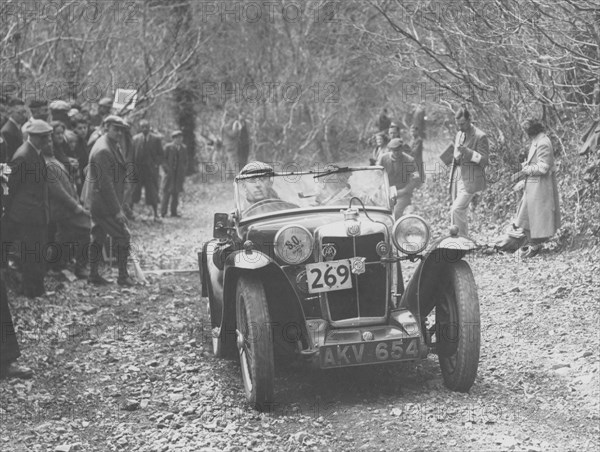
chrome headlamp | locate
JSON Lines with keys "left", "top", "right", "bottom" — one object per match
{"left": 274, "top": 225, "right": 314, "bottom": 265}
{"left": 391, "top": 215, "right": 430, "bottom": 255}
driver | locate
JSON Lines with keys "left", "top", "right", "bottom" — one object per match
{"left": 240, "top": 161, "right": 279, "bottom": 203}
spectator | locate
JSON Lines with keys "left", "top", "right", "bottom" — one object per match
{"left": 71, "top": 115, "right": 90, "bottom": 195}
{"left": 409, "top": 124, "right": 425, "bottom": 183}
{"left": 221, "top": 107, "right": 243, "bottom": 174}
{"left": 509, "top": 118, "right": 561, "bottom": 258}
{"left": 132, "top": 120, "right": 163, "bottom": 221}
{"left": 49, "top": 100, "right": 71, "bottom": 128}
{"left": 1, "top": 99, "right": 28, "bottom": 161}
{"left": 42, "top": 133, "right": 91, "bottom": 278}
{"left": 370, "top": 131, "right": 389, "bottom": 165}
{"left": 377, "top": 138, "right": 420, "bottom": 219}
{"left": 84, "top": 115, "right": 135, "bottom": 286}
{"left": 161, "top": 130, "right": 188, "bottom": 218}
{"left": 22, "top": 99, "right": 50, "bottom": 141}
{"left": 90, "top": 97, "right": 113, "bottom": 128}
{"left": 1, "top": 147, "right": 32, "bottom": 378}
{"left": 449, "top": 106, "right": 490, "bottom": 237}
{"left": 375, "top": 108, "right": 391, "bottom": 132}
{"left": 50, "top": 121, "right": 75, "bottom": 174}
{"left": 2, "top": 120, "right": 52, "bottom": 298}
{"left": 388, "top": 122, "right": 401, "bottom": 140}
{"left": 1, "top": 260, "right": 33, "bottom": 379}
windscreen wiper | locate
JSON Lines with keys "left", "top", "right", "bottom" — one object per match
{"left": 313, "top": 166, "right": 351, "bottom": 179}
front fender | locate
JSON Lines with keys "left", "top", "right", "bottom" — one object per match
{"left": 225, "top": 249, "right": 273, "bottom": 270}
{"left": 398, "top": 235, "right": 476, "bottom": 318}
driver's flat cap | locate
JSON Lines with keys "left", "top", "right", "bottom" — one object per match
{"left": 240, "top": 161, "right": 274, "bottom": 176}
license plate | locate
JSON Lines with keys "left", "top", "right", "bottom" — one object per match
{"left": 305, "top": 259, "right": 353, "bottom": 294}
{"left": 320, "top": 338, "right": 420, "bottom": 368}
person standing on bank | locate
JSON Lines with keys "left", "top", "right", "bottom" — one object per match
{"left": 132, "top": 120, "right": 163, "bottom": 221}
{"left": 2, "top": 120, "right": 52, "bottom": 298}
{"left": 449, "top": 106, "right": 490, "bottom": 237}
{"left": 509, "top": 118, "right": 561, "bottom": 258}
{"left": 85, "top": 116, "right": 135, "bottom": 286}
{"left": 1, "top": 99, "right": 28, "bottom": 161}
{"left": 161, "top": 130, "right": 188, "bottom": 218}
{"left": 377, "top": 138, "right": 421, "bottom": 219}
{"left": 1, "top": 160, "right": 33, "bottom": 379}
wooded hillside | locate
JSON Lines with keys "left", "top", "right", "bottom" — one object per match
{"left": 1, "top": 0, "right": 598, "bottom": 245}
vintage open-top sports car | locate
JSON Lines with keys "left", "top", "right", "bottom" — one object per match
{"left": 198, "top": 163, "right": 480, "bottom": 411}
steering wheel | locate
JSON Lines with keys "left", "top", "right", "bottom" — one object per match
{"left": 242, "top": 198, "right": 298, "bottom": 216}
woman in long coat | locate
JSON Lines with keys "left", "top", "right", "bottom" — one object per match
{"left": 510, "top": 118, "right": 561, "bottom": 257}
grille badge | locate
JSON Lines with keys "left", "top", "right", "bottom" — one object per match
{"left": 362, "top": 331, "right": 374, "bottom": 341}
{"left": 350, "top": 257, "right": 366, "bottom": 275}
{"left": 346, "top": 221, "right": 361, "bottom": 236}
{"left": 321, "top": 243, "right": 337, "bottom": 260}
{"left": 376, "top": 241, "right": 390, "bottom": 257}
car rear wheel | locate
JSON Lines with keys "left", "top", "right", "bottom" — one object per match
{"left": 235, "top": 275, "right": 275, "bottom": 411}
{"left": 436, "top": 260, "right": 480, "bottom": 392}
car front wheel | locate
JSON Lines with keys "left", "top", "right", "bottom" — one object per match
{"left": 235, "top": 275, "right": 275, "bottom": 411}
{"left": 436, "top": 260, "right": 480, "bottom": 392}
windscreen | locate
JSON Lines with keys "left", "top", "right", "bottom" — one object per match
{"left": 235, "top": 168, "right": 390, "bottom": 219}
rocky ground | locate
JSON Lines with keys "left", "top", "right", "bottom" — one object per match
{"left": 1, "top": 147, "right": 599, "bottom": 451}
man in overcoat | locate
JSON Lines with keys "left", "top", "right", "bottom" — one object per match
{"left": 161, "top": 130, "right": 188, "bottom": 217}
{"left": 85, "top": 116, "right": 134, "bottom": 286}
{"left": 509, "top": 118, "right": 561, "bottom": 257}
{"left": 132, "top": 120, "right": 163, "bottom": 221}
{"left": 449, "top": 106, "right": 490, "bottom": 237}
{"left": 1, "top": 136, "right": 33, "bottom": 378}
{"left": 43, "top": 138, "right": 91, "bottom": 278}
{"left": 2, "top": 120, "right": 52, "bottom": 298}
{"left": 1, "top": 99, "right": 28, "bottom": 161}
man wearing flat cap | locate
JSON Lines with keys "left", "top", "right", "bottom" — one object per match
{"left": 2, "top": 120, "right": 52, "bottom": 298}
{"left": 132, "top": 120, "right": 163, "bottom": 221}
{"left": 21, "top": 99, "right": 49, "bottom": 141}
{"left": 49, "top": 100, "right": 71, "bottom": 127}
{"left": 84, "top": 115, "right": 135, "bottom": 286}
{"left": 90, "top": 97, "right": 113, "bottom": 128}
{"left": 161, "top": 130, "right": 188, "bottom": 218}
{"left": 377, "top": 138, "right": 420, "bottom": 219}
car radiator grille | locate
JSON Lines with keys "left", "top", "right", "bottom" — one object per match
{"left": 321, "top": 234, "right": 387, "bottom": 321}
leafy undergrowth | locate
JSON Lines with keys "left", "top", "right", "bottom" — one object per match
{"left": 0, "top": 155, "right": 598, "bottom": 452}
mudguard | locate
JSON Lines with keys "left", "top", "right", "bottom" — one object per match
{"left": 398, "top": 235, "right": 476, "bottom": 318}
{"left": 224, "top": 249, "right": 274, "bottom": 270}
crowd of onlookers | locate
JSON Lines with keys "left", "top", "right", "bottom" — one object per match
{"left": 371, "top": 103, "right": 561, "bottom": 258}
{"left": 0, "top": 95, "right": 191, "bottom": 379}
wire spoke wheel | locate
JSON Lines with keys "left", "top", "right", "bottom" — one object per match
{"left": 235, "top": 275, "right": 275, "bottom": 411}
{"left": 435, "top": 261, "right": 480, "bottom": 392}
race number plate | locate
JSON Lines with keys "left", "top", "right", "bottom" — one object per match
{"left": 320, "top": 338, "right": 421, "bottom": 368}
{"left": 305, "top": 259, "right": 352, "bottom": 294}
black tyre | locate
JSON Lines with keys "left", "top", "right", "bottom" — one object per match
{"left": 235, "top": 275, "right": 275, "bottom": 411}
{"left": 436, "top": 260, "right": 480, "bottom": 392}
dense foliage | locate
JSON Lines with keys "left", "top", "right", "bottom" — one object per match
{"left": 1, "top": 0, "right": 598, "bottom": 244}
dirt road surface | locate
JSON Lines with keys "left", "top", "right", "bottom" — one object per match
{"left": 1, "top": 147, "right": 598, "bottom": 451}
